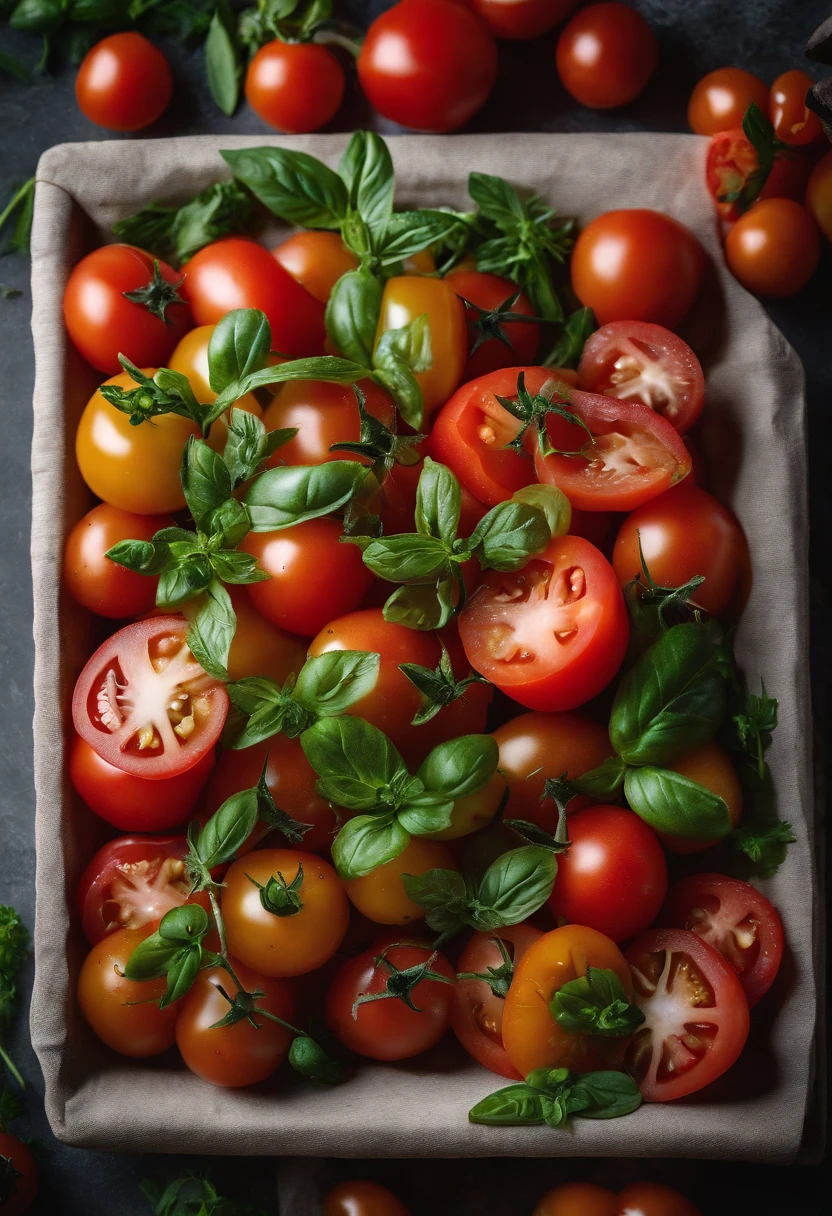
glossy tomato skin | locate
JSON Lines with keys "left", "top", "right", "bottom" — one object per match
{"left": 807, "top": 149, "right": 832, "bottom": 243}
{"left": 0, "top": 1131, "right": 38, "bottom": 1216}
{"left": 225, "top": 586, "right": 307, "bottom": 684}
{"left": 446, "top": 269, "right": 540, "bottom": 379}
{"left": 185, "top": 238, "right": 326, "bottom": 357}
{"left": 323, "top": 1180, "right": 410, "bottom": 1216}
{"left": 452, "top": 924, "right": 542, "bottom": 1079}
{"left": 63, "top": 503, "right": 173, "bottom": 618}
{"left": 76, "top": 370, "right": 198, "bottom": 514}
{"left": 262, "top": 378, "right": 395, "bottom": 467}
{"left": 577, "top": 321, "right": 704, "bottom": 435}
{"left": 375, "top": 276, "right": 467, "bottom": 418}
{"left": 465, "top": 0, "right": 578, "bottom": 41}
{"left": 612, "top": 484, "right": 750, "bottom": 619}
{"left": 344, "top": 837, "right": 457, "bottom": 926}
{"left": 624, "top": 927, "right": 750, "bottom": 1102}
{"left": 326, "top": 942, "right": 455, "bottom": 1060}
{"left": 175, "top": 958, "right": 294, "bottom": 1087}
{"left": 725, "top": 198, "right": 820, "bottom": 298}
{"left": 705, "top": 129, "right": 813, "bottom": 223}
{"left": 661, "top": 873, "right": 783, "bottom": 1007}
{"left": 75, "top": 32, "right": 173, "bottom": 131}
{"left": 533, "top": 1183, "right": 618, "bottom": 1216}
{"left": 503, "top": 925, "right": 633, "bottom": 1077}
{"left": 687, "top": 67, "right": 769, "bottom": 136}
{"left": 556, "top": 3, "right": 657, "bottom": 109}
{"left": 664, "top": 742, "right": 743, "bottom": 853}
{"left": 77, "top": 926, "right": 178, "bottom": 1057}
{"left": 770, "top": 69, "right": 823, "bottom": 146}
{"left": 241, "top": 519, "right": 373, "bottom": 637}
{"left": 616, "top": 1182, "right": 702, "bottom": 1216}
{"left": 246, "top": 41, "right": 345, "bottom": 134}
{"left": 69, "top": 734, "right": 214, "bottom": 831}
{"left": 572, "top": 210, "right": 706, "bottom": 329}
{"left": 358, "top": 0, "right": 498, "bottom": 133}
{"left": 167, "top": 323, "right": 263, "bottom": 448}
{"left": 273, "top": 231, "right": 359, "bottom": 303}
{"left": 548, "top": 806, "right": 668, "bottom": 942}
{"left": 63, "top": 245, "right": 190, "bottom": 375}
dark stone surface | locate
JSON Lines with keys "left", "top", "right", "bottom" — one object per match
{"left": 0, "top": 2, "right": 829, "bottom": 1212}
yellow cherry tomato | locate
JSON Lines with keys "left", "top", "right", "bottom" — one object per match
{"left": 424, "top": 771, "right": 506, "bottom": 841}
{"left": 167, "top": 324, "right": 263, "bottom": 451}
{"left": 374, "top": 275, "right": 467, "bottom": 418}
{"left": 344, "top": 837, "right": 457, "bottom": 925}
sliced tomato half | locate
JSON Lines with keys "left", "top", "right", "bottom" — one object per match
{"left": 624, "top": 927, "right": 750, "bottom": 1102}
{"left": 577, "top": 321, "right": 705, "bottom": 434}
{"left": 72, "top": 616, "right": 228, "bottom": 779}
{"left": 706, "top": 129, "right": 812, "bottom": 223}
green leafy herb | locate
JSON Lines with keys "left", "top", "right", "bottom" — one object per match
{"left": 717, "top": 103, "right": 792, "bottom": 214}
{"left": 124, "top": 904, "right": 215, "bottom": 1010}
{"left": 141, "top": 1170, "right": 270, "bottom": 1216}
{"left": 205, "top": 0, "right": 242, "bottom": 116}
{"left": 0, "top": 177, "right": 35, "bottom": 257}
{"left": 469, "top": 1066, "right": 641, "bottom": 1128}
{"left": 569, "top": 756, "right": 628, "bottom": 801}
{"left": 495, "top": 370, "right": 593, "bottom": 458}
{"left": 245, "top": 460, "right": 368, "bottom": 531}
{"left": 624, "top": 766, "right": 732, "bottom": 842}
{"left": 625, "top": 534, "right": 706, "bottom": 638}
{"left": 113, "top": 180, "right": 255, "bottom": 266}
{"left": 221, "top": 145, "right": 349, "bottom": 229}
{"left": 0, "top": 906, "right": 28, "bottom": 1089}
{"left": 399, "top": 641, "right": 488, "bottom": 726}
{"left": 544, "top": 307, "right": 597, "bottom": 369}
{"left": 732, "top": 821, "right": 796, "bottom": 876}
{"left": 551, "top": 968, "right": 645, "bottom": 1037}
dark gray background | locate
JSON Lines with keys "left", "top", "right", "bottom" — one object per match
{"left": 0, "top": 1, "right": 829, "bottom": 1211}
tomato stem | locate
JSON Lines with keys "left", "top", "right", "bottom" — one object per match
{"left": 0, "top": 1044, "right": 24, "bottom": 1090}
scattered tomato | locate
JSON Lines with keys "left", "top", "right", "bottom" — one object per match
{"left": 0, "top": 1131, "right": 38, "bottom": 1216}
{"left": 75, "top": 32, "right": 172, "bottom": 131}
{"left": 616, "top": 1182, "right": 702, "bottom": 1216}
{"left": 344, "top": 837, "right": 458, "bottom": 926}
{"left": 534, "top": 1183, "right": 618, "bottom": 1216}
{"left": 770, "top": 69, "right": 823, "bottom": 146}
{"left": 262, "top": 378, "right": 395, "bottom": 467}
{"left": 323, "top": 1180, "right": 410, "bottom": 1216}
{"left": 725, "top": 198, "right": 820, "bottom": 297}
{"left": 246, "top": 40, "right": 345, "bottom": 134}
{"left": 224, "top": 586, "right": 308, "bottom": 684}
{"left": 556, "top": 3, "right": 657, "bottom": 109}
{"left": 375, "top": 275, "right": 467, "bottom": 418}
{"left": 687, "top": 67, "right": 769, "bottom": 137}
{"left": 664, "top": 742, "right": 743, "bottom": 853}
{"left": 446, "top": 269, "right": 540, "bottom": 379}
{"left": 273, "top": 231, "right": 359, "bottom": 303}
{"left": 806, "top": 149, "right": 832, "bottom": 242}
{"left": 63, "top": 503, "right": 173, "bottom": 619}
{"left": 77, "top": 926, "right": 178, "bottom": 1057}
{"left": 465, "top": 0, "right": 578, "bottom": 42}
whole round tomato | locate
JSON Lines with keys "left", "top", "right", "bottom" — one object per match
{"left": 624, "top": 928, "right": 750, "bottom": 1101}
{"left": 375, "top": 276, "right": 467, "bottom": 418}
{"left": 326, "top": 941, "right": 455, "bottom": 1060}
{"left": 533, "top": 1183, "right": 618, "bottom": 1216}
{"left": 323, "top": 1180, "right": 410, "bottom": 1216}
{"left": 577, "top": 321, "right": 704, "bottom": 434}
{"left": 273, "top": 231, "right": 359, "bottom": 303}
{"left": 241, "top": 519, "right": 373, "bottom": 637}
{"left": 664, "top": 742, "right": 742, "bottom": 853}
{"left": 548, "top": 806, "right": 668, "bottom": 942}
{"left": 555, "top": 3, "right": 657, "bottom": 109}
{"left": 344, "top": 837, "right": 457, "bottom": 926}
{"left": 0, "top": 1132, "right": 38, "bottom": 1216}
{"left": 167, "top": 323, "right": 263, "bottom": 447}
{"left": 452, "top": 924, "right": 542, "bottom": 1078}
{"left": 612, "top": 484, "right": 751, "bottom": 618}
{"left": 75, "top": 32, "right": 172, "bottom": 131}
{"left": 75, "top": 371, "right": 198, "bottom": 514}
{"left": 77, "top": 926, "right": 178, "bottom": 1057}
{"left": 502, "top": 925, "right": 633, "bottom": 1077}
{"left": 446, "top": 269, "right": 540, "bottom": 379}
{"left": 492, "top": 710, "right": 615, "bottom": 830}
{"left": 465, "top": 0, "right": 578, "bottom": 41}
{"left": 687, "top": 67, "right": 769, "bottom": 136}
{"left": 661, "top": 873, "right": 783, "bottom": 1007}
{"left": 725, "top": 198, "right": 820, "bottom": 297}
{"left": 357, "top": 0, "right": 498, "bottom": 133}
{"left": 806, "top": 149, "right": 832, "bottom": 243}
{"left": 262, "top": 378, "right": 395, "bottom": 467}
{"left": 706, "top": 128, "right": 813, "bottom": 223}
{"left": 69, "top": 734, "right": 214, "bottom": 831}
{"left": 63, "top": 503, "right": 173, "bottom": 618}
{"left": 616, "top": 1182, "right": 702, "bottom": 1216}
{"left": 246, "top": 40, "right": 345, "bottom": 133}
{"left": 459, "top": 534, "right": 628, "bottom": 711}
{"left": 225, "top": 586, "right": 307, "bottom": 684}
{"left": 72, "top": 616, "right": 229, "bottom": 779}
{"left": 185, "top": 238, "right": 326, "bottom": 357}
{"left": 222, "top": 849, "right": 349, "bottom": 977}
{"left": 175, "top": 958, "right": 294, "bottom": 1087}
{"left": 770, "top": 69, "right": 823, "bottom": 146}
{"left": 571, "top": 210, "right": 706, "bottom": 329}
{"left": 425, "top": 770, "right": 506, "bottom": 841}
{"left": 63, "top": 245, "right": 191, "bottom": 375}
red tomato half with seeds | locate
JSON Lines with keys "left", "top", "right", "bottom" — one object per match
{"left": 534, "top": 387, "right": 692, "bottom": 512}
{"left": 661, "top": 873, "right": 784, "bottom": 1007}
{"left": 458, "top": 534, "right": 628, "bottom": 711}
{"left": 625, "top": 927, "right": 750, "bottom": 1102}
{"left": 446, "top": 269, "right": 540, "bottom": 379}
{"left": 577, "top": 322, "right": 705, "bottom": 434}
{"left": 71, "top": 616, "right": 228, "bottom": 780}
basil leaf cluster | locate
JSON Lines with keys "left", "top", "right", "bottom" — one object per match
{"left": 469, "top": 1066, "right": 642, "bottom": 1128}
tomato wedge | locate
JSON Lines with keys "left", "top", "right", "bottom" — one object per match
{"left": 624, "top": 928, "right": 750, "bottom": 1102}
{"left": 458, "top": 534, "right": 628, "bottom": 711}
{"left": 660, "top": 874, "right": 784, "bottom": 1007}
{"left": 706, "top": 129, "right": 812, "bottom": 223}
{"left": 577, "top": 321, "right": 705, "bottom": 434}
{"left": 72, "top": 616, "right": 228, "bottom": 779}
{"left": 534, "top": 386, "right": 692, "bottom": 512}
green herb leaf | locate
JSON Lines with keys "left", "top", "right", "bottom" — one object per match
{"left": 338, "top": 130, "right": 394, "bottom": 242}
{"left": 222, "top": 146, "right": 348, "bottom": 229}
{"left": 208, "top": 308, "right": 272, "bottom": 394}
{"left": 245, "top": 460, "right": 367, "bottom": 530}
{"left": 373, "top": 314, "right": 432, "bottom": 430}
{"left": 113, "top": 180, "right": 255, "bottom": 266}
{"left": 396, "top": 792, "right": 455, "bottom": 837}
{"left": 288, "top": 1035, "right": 344, "bottom": 1086}
{"left": 225, "top": 676, "right": 302, "bottom": 748}
{"left": 476, "top": 846, "right": 558, "bottom": 929}
{"left": 105, "top": 538, "right": 172, "bottom": 576}
{"left": 399, "top": 644, "right": 489, "bottom": 726}
{"left": 180, "top": 437, "right": 232, "bottom": 529}
{"left": 401, "top": 868, "right": 471, "bottom": 935}
{"left": 469, "top": 1067, "right": 641, "bottom": 1127}
{"left": 544, "top": 307, "right": 597, "bottom": 370}
{"left": 325, "top": 267, "right": 383, "bottom": 368}
{"left": 292, "top": 650, "right": 380, "bottom": 718}
{"left": 468, "top": 499, "right": 551, "bottom": 571}
{"left": 551, "top": 967, "right": 645, "bottom": 1037}
{"left": 302, "top": 715, "right": 408, "bottom": 810}
{"left": 223, "top": 408, "right": 295, "bottom": 488}
{"left": 382, "top": 571, "right": 457, "bottom": 632}
{"left": 205, "top": 0, "right": 242, "bottom": 116}
{"left": 624, "top": 766, "right": 732, "bottom": 842}
{"left": 194, "top": 785, "right": 260, "bottom": 870}
{"left": 331, "top": 813, "right": 411, "bottom": 879}
{"left": 469, "top": 1083, "right": 547, "bottom": 1126}
{"left": 378, "top": 209, "right": 463, "bottom": 266}
{"left": 568, "top": 1070, "right": 643, "bottom": 1120}
{"left": 360, "top": 533, "right": 451, "bottom": 582}
{"left": 417, "top": 734, "right": 498, "bottom": 800}
{"left": 732, "top": 821, "right": 796, "bottom": 877}
{"left": 415, "top": 456, "right": 461, "bottom": 544}
{"left": 510, "top": 483, "right": 571, "bottom": 537}
{"left": 186, "top": 580, "right": 236, "bottom": 680}
{"left": 570, "top": 756, "right": 628, "bottom": 801}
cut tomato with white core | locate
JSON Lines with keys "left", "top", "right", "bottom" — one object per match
{"left": 624, "top": 927, "right": 750, "bottom": 1102}
{"left": 72, "top": 616, "right": 228, "bottom": 779}
{"left": 577, "top": 321, "right": 705, "bottom": 434}
{"left": 77, "top": 835, "right": 199, "bottom": 944}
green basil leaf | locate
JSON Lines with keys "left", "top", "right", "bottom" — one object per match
{"left": 469, "top": 500, "right": 550, "bottom": 571}
{"left": 9, "top": 0, "right": 64, "bottom": 35}
{"left": 292, "top": 650, "right": 380, "bottom": 718}
{"left": 205, "top": 0, "right": 242, "bottom": 117}
{"left": 221, "top": 146, "right": 348, "bottom": 229}
{"left": 570, "top": 756, "right": 628, "bottom": 801}
{"left": 372, "top": 314, "right": 432, "bottom": 429}
{"left": 396, "top": 792, "right": 455, "bottom": 836}
{"left": 624, "top": 766, "right": 732, "bottom": 842}
{"left": 325, "top": 267, "right": 383, "bottom": 368}
{"left": 510, "top": 483, "right": 571, "bottom": 538}
{"left": 123, "top": 931, "right": 179, "bottom": 982}
{"left": 210, "top": 356, "right": 369, "bottom": 419}
{"left": 196, "top": 785, "right": 259, "bottom": 869}
{"left": 372, "top": 361, "right": 424, "bottom": 432}
{"left": 288, "top": 1035, "right": 344, "bottom": 1086}
{"left": 159, "top": 946, "right": 202, "bottom": 1009}
{"left": 415, "top": 457, "right": 461, "bottom": 544}
{"left": 476, "top": 846, "right": 558, "bottom": 928}
{"left": 551, "top": 968, "right": 645, "bottom": 1037}
{"left": 338, "top": 130, "right": 394, "bottom": 242}
{"left": 245, "top": 461, "right": 366, "bottom": 531}
{"left": 225, "top": 676, "right": 298, "bottom": 748}
{"left": 400, "top": 867, "right": 471, "bottom": 935}
{"left": 105, "top": 539, "right": 172, "bottom": 576}
{"left": 209, "top": 549, "right": 266, "bottom": 585}
{"left": 186, "top": 580, "right": 236, "bottom": 680}
{"left": 361, "top": 534, "right": 451, "bottom": 582}
{"left": 151, "top": 368, "right": 205, "bottom": 427}
{"left": 205, "top": 496, "right": 251, "bottom": 549}
{"left": 208, "top": 308, "right": 272, "bottom": 393}
{"left": 417, "top": 734, "right": 498, "bottom": 800}
{"left": 383, "top": 573, "right": 456, "bottom": 631}
{"left": 468, "top": 172, "right": 525, "bottom": 228}
{"left": 468, "top": 1083, "right": 545, "bottom": 1127}
{"left": 156, "top": 557, "right": 214, "bottom": 608}
{"left": 180, "top": 436, "right": 232, "bottom": 529}
{"left": 223, "top": 407, "right": 295, "bottom": 487}
{"left": 544, "top": 307, "right": 596, "bottom": 370}
{"left": 157, "top": 903, "right": 210, "bottom": 944}
{"left": 569, "top": 1071, "right": 643, "bottom": 1120}
{"left": 331, "top": 813, "right": 410, "bottom": 879}
{"left": 301, "top": 715, "right": 407, "bottom": 811}
{"left": 520, "top": 255, "right": 565, "bottom": 324}
{"left": 254, "top": 763, "right": 312, "bottom": 845}
{"left": 377, "top": 209, "right": 462, "bottom": 266}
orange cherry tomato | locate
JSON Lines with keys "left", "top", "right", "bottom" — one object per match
{"left": 770, "top": 69, "right": 823, "bottom": 146}
{"left": 616, "top": 1181, "right": 703, "bottom": 1216}
{"left": 663, "top": 742, "right": 742, "bottom": 853}
{"left": 77, "top": 926, "right": 178, "bottom": 1057}
{"left": 167, "top": 323, "right": 263, "bottom": 451}
{"left": 344, "top": 837, "right": 457, "bottom": 926}
{"left": 245, "top": 40, "right": 345, "bottom": 134}
{"left": 323, "top": 1180, "right": 411, "bottom": 1216}
{"left": 806, "top": 149, "right": 832, "bottom": 242}
{"left": 534, "top": 1182, "right": 618, "bottom": 1216}
{"left": 273, "top": 231, "right": 359, "bottom": 303}
{"left": 725, "top": 198, "right": 820, "bottom": 297}
{"left": 225, "top": 585, "right": 307, "bottom": 684}
{"left": 687, "top": 67, "right": 769, "bottom": 136}
{"left": 75, "top": 32, "right": 172, "bottom": 131}
{"left": 555, "top": 3, "right": 657, "bottom": 110}
{"left": 374, "top": 276, "right": 467, "bottom": 418}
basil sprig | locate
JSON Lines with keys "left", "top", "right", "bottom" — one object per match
{"left": 400, "top": 641, "right": 489, "bottom": 726}
{"left": 551, "top": 968, "right": 645, "bottom": 1038}
{"left": 495, "top": 371, "right": 594, "bottom": 458}
{"left": 301, "top": 717, "right": 499, "bottom": 879}
{"left": 124, "top": 904, "right": 217, "bottom": 1010}
{"left": 717, "top": 102, "right": 792, "bottom": 214}
{"left": 469, "top": 1066, "right": 642, "bottom": 1129}
{"left": 623, "top": 767, "right": 731, "bottom": 842}
{"left": 113, "top": 180, "right": 255, "bottom": 267}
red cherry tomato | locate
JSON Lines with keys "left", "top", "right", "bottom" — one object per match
{"left": 75, "top": 32, "right": 172, "bottom": 131}
{"left": 555, "top": 3, "right": 657, "bottom": 109}
{"left": 687, "top": 67, "right": 769, "bottom": 136}
{"left": 624, "top": 928, "right": 750, "bottom": 1101}
{"left": 63, "top": 244, "right": 190, "bottom": 375}
{"left": 533, "top": 1183, "right": 618, "bottom": 1216}
{"left": 71, "top": 616, "right": 228, "bottom": 779}
{"left": 770, "top": 69, "right": 823, "bottom": 146}
{"left": 465, "top": 0, "right": 578, "bottom": 42}
{"left": 577, "top": 322, "right": 704, "bottom": 435}
{"left": 459, "top": 535, "right": 628, "bottom": 712}
{"left": 323, "top": 1180, "right": 410, "bottom": 1216}
{"left": 245, "top": 41, "right": 345, "bottom": 134}
{"left": 262, "top": 378, "right": 395, "bottom": 468}
{"left": 68, "top": 734, "right": 214, "bottom": 832}
{"left": 77, "top": 926, "right": 178, "bottom": 1057}
{"left": 806, "top": 149, "right": 832, "bottom": 243}
{"left": 725, "top": 198, "right": 820, "bottom": 298}
{"left": 571, "top": 209, "right": 706, "bottom": 329}
{"left": 357, "top": 0, "right": 498, "bottom": 133}
{"left": 706, "top": 129, "right": 813, "bottom": 223}
{"left": 224, "top": 585, "right": 308, "bottom": 684}
{"left": 661, "top": 873, "right": 784, "bottom": 1007}
{"left": 185, "top": 238, "right": 325, "bottom": 357}
{"left": 616, "top": 1182, "right": 702, "bottom": 1216}
{"left": 63, "top": 503, "right": 173, "bottom": 619}
{"left": 548, "top": 805, "right": 667, "bottom": 942}
{"left": 272, "top": 230, "right": 359, "bottom": 303}
{"left": 0, "top": 1131, "right": 38, "bottom": 1216}
{"left": 446, "top": 269, "right": 540, "bottom": 379}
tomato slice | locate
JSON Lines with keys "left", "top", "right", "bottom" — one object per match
{"left": 458, "top": 534, "right": 628, "bottom": 711}
{"left": 660, "top": 874, "right": 784, "bottom": 1008}
{"left": 72, "top": 617, "right": 228, "bottom": 779}
{"left": 706, "top": 129, "right": 813, "bottom": 223}
{"left": 577, "top": 321, "right": 704, "bottom": 434}
{"left": 624, "top": 927, "right": 750, "bottom": 1102}
{"left": 534, "top": 387, "right": 692, "bottom": 512}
